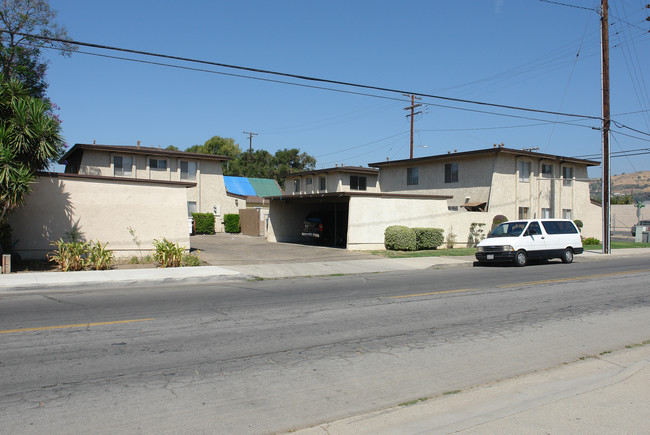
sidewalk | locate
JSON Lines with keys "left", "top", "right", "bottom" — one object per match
{"left": 292, "top": 344, "right": 650, "bottom": 434}
{"left": 1, "top": 248, "right": 649, "bottom": 292}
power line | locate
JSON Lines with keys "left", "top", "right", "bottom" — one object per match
{"left": 538, "top": 0, "right": 599, "bottom": 12}
{"left": 4, "top": 30, "right": 605, "bottom": 122}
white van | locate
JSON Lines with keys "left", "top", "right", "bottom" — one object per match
{"left": 475, "top": 219, "right": 583, "bottom": 267}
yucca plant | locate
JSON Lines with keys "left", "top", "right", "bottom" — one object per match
{"left": 87, "top": 240, "right": 114, "bottom": 270}
{"left": 49, "top": 238, "right": 88, "bottom": 271}
{"left": 153, "top": 238, "right": 184, "bottom": 268}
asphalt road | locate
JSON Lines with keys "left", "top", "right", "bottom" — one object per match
{"left": 1, "top": 257, "right": 649, "bottom": 434}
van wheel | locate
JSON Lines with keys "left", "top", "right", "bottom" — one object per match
{"left": 561, "top": 248, "right": 574, "bottom": 264}
{"left": 515, "top": 250, "right": 527, "bottom": 267}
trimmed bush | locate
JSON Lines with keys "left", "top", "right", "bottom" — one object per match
{"left": 192, "top": 213, "right": 215, "bottom": 235}
{"left": 573, "top": 219, "right": 584, "bottom": 231}
{"left": 384, "top": 225, "right": 416, "bottom": 251}
{"left": 413, "top": 228, "right": 444, "bottom": 250}
{"left": 224, "top": 213, "right": 241, "bottom": 233}
{"left": 583, "top": 236, "right": 600, "bottom": 245}
{"left": 492, "top": 215, "right": 508, "bottom": 230}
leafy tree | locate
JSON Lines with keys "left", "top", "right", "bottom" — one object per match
{"left": 0, "top": 76, "right": 63, "bottom": 223}
{"left": 610, "top": 194, "right": 633, "bottom": 205}
{"left": 165, "top": 145, "right": 180, "bottom": 151}
{"left": 0, "top": 0, "right": 76, "bottom": 98}
{"left": 186, "top": 135, "right": 241, "bottom": 159}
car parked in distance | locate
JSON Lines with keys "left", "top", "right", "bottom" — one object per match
{"left": 630, "top": 220, "right": 650, "bottom": 237}
{"left": 475, "top": 219, "right": 583, "bottom": 267}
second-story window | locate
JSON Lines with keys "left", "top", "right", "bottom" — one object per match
{"left": 150, "top": 158, "right": 167, "bottom": 170}
{"left": 306, "top": 177, "right": 313, "bottom": 185}
{"left": 319, "top": 176, "right": 326, "bottom": 191}
{"left": 180, "top": 161, "right": 197, "bottom": 180}
{"left": 519, "top": 161, "right": 531, "bottom": 182}
{"left": 562, "top": 166, "right": 573, "bottom": 186}
{"left": 445, "top": 163, "right": 459, "bottom": 183}
{"left": 407, "top": 167, "right": 419, "bottom": 185}
{"left": 114, "top": 155, "right": 133, "bottom": 176}
{"left": 541, "top": 163, "right": 553, "bottom": 178}
{"left": 350, "top": 175, "right": 367, "bottom": 191}
{"left": 294, "top": 179, "right": 301, "bottom": 193}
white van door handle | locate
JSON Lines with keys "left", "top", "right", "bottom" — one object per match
{"left": 541, "top": 236, "right": 545, "bottom": 239}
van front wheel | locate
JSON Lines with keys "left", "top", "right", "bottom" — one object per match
{"left": 515, "top": 250, "right": 527, "bottom": 267}
{"left": 561, "top": 248, "right": 574, "bottom": 264}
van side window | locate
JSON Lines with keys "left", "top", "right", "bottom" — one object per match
{"left": 542, "top": 220, "right": 578, "bottom": 234}
{"left": 527, "top": 222, "right": 542, "bottom": 235}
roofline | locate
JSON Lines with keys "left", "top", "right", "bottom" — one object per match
{"left": 266, "top": 192, "right": 452, "bottom": 200}
{"left": 369, "top": 147, "right": 600, "bottom": 167}
{"left": 36, "top": 171, "right": 197, "bottom": 187}
{"left": 287, "top": 166, "right": 379, "bottom": 177}
{"left": 59, "top": 143, "right": 230, "bottom": 164}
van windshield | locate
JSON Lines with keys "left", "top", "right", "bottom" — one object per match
{"left": 488, "top": 221, "right": 528, "bottom": 238}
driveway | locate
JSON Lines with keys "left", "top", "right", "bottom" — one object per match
{"left": 190, "top": 234, "right": 377, "bottom": 266}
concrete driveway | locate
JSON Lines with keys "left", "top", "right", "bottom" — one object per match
{"left": 190, "top": 234, "right": 377, "bottom": 266}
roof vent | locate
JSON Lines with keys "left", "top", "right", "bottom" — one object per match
{"left": 137, "top": 140, "right": 141, "bottom": 148}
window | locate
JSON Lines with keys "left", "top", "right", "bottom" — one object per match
{"left": 306, "top": 177, "right": 313, "bottom": 185}
{"left": 519, "top": 161, "right": 531, "bottom": 182}
{"left": 114, "top": 155, "right": 133, "bottom": 176}
{"left": 294, "top": 179, "right": 300, "bottom": 193}
{"left": 407, "top": 167, "right": 419, "bottom": 185}
{"left": 541, "top": 208, "right": 553, "bottom": 218}
{"left": 527, "top": 221, "right": 542, "bottom": 235}
{"left": 562, "top": 166, "right": 573, "bottom": 186}
{"left": 542, "top": 220, "right": 578, "bottom": 234}
{"left": 542, "top": 163, "right": 553, "bottom": 178}
{"left": 180, "top": 161, "right": 197, "bottom": 180}
{"left": 562, "top": 209, "right": 572, "bottom": 219}
{"left": 187, "top": 201, "right": 197, "bottom": 217}
{"left": 149, "top": 158, "right": 167, "bottom": 170}
{"left": 445, "top": 163, "right": 458, "bottom": 183}
{"left": 350, "top": 175, "right": 367, "bottom": 191}
{"left": 518, "top": 207, "right": 529, "bottom": 219}
{"left": 319, "top": 176, "right": 326, "bottom": 191}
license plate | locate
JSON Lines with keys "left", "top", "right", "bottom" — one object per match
{"left": 487, "top": 254, "right": 494, "bottom": 260}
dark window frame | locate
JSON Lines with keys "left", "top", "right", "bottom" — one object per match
{"left": 445, "top": 163, "right": 459, "bottom": 183}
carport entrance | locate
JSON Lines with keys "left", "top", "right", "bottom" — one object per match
{"left": 267, "top": 194, "right": 350, "bottom": 248}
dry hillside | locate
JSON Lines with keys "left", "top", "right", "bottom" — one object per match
{"left": 590, "top": 170, "right": 650, "bottom": 201}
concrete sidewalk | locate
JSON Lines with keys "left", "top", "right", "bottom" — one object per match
{"left": 293, "top": 344, "right": 650, "bottom": 434}
{"left": 1, "top": 247, "right": 649, "bottom": 292}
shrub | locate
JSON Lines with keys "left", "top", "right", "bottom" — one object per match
{"left": 182, "top": 252, "right": 202, "bottom": 267}
{"left": 384, "top": 225, "right": 416, "bottom": 251}
{"left": 87, "top": 240, "right": 114, "bottom": 270}
{"left": 224, "top": 214, "right": 240, "bottom": 233}
{"left": 49, "top": 239, "right": 88, "bottom": 271}
{"left": 583, "top": 236, "right": 600, "bottom": 245}
{"left": 573, "top": 219, "right": 584, "bottom": 231}
{"left": 446, "top": 226, "right": 457, "bottom": 249}
{"left": 192, "top": 213, "right": 216, "bottom": 235}
{"left": 0, "top": 219, "right": 11, "bottom": 254}
{"left": 413, "top": 228, "right": 444, "bottom": 250}
{"left": 467, "top": 222, "right": 486, "bottom": 248}
{"left": 153, "top": 238, "right": 185, "bottom": 268}
{"left": 492, "top": 215, "right": 508, "bottom": 230}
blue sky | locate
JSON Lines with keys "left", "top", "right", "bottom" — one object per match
{"left": 42, "top": 1, "right": 650, "bottom": 177}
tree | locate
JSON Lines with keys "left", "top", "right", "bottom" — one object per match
{"left": 0, "top": 76, "right": 63, "bottom": 223}
{"left": 186, "top": 135, "right": 241, "bottom": 159}
{"left": 610, "top": 194, "right": 633, "bottom": 205}
{"left": 272, "top": 148, "right": 316, "bottom": 183}
{"left": 0, "top": 0, "right": 75, "bottom": 98}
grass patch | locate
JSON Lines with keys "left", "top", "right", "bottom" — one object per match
{"left": 371, "top": 247, "right": 476, "bottom": 258}
{"left": 442, "top": 390, "right": 462, "bottom": 396}
{"left": 398, "top": 397, "right": 429, "bottom": 407}
{"left": 584, "top": 241, "right": 650, "bottom": 250}
{"left": 625, "top": 339, "right": 650, "bottom": 349}
{"left": 599, "top": 350, "right": 612, "bottom": 355}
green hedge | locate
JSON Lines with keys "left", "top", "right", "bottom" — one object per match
{"left": 413, "top": 228, "right": 444, "bottom": 250}
{"left": 192, "top": 213, "right": 215, "bottom": 235}
{"left": 384, "top": 225, "right": 416, "bottom": 251}
{"left": 224, "top": 214, "right": 241, "bottom": 233}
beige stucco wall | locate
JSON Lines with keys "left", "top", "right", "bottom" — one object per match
{"left": 7, "top": 175, "right": 191, "bottom": 260}
{"left": 285, "top": 171, "right": 379, "bottom": 195}
{"left": 78, "top": 149, "right": 236, "bottom": 232}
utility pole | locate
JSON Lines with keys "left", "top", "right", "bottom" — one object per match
{"left": 403, "top": 94, "right": 422, "bottom": 159}
{"left": 601, "top": 0, "right": 611, "bottom": 254}
{"left": 243, "top": 131, "right": 257, "bottom": 154}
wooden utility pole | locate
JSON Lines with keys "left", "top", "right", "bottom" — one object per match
{"left": 403, "top": 94, "right": 422, "bottom": 159}
{"left": 601, "top": 0, "right": 611, "bottom": 254}
{"left": 243, "top": 131, "right": 257, "bottom": 154}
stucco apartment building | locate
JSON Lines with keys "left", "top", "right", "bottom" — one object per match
{"left": 267, "top": 146, "right": 602, "bottom": 250}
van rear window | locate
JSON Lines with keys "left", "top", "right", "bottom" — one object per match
{"left": 542, "top": 220, "right": 578, "bottom": 234}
